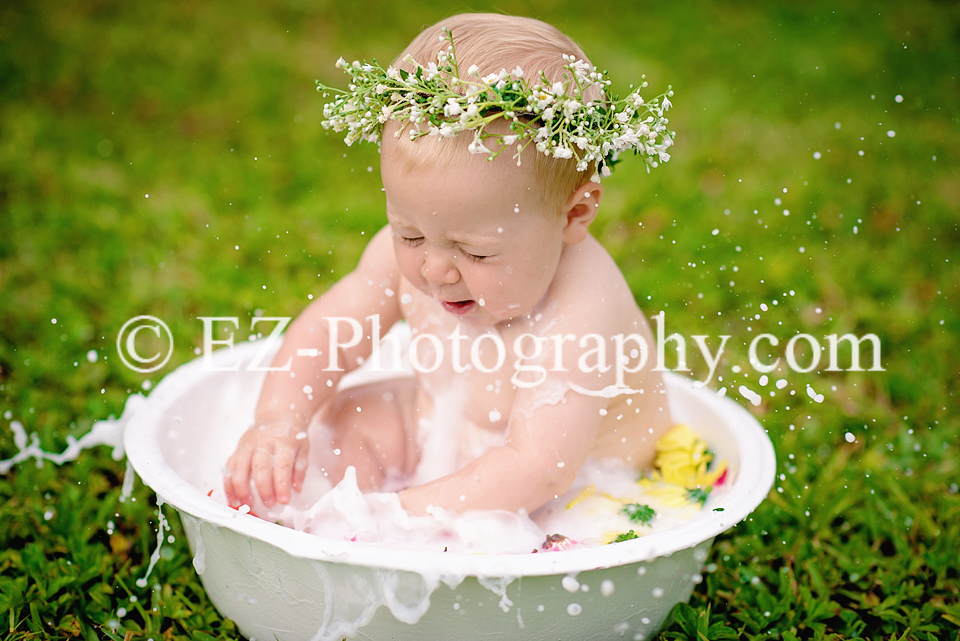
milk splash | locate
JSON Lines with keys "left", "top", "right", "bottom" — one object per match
{"left": 0, "top": 393, "right": 169, "bottom": 588}
{"left": 0, "top": 393, "right": 143, "bottom": 473}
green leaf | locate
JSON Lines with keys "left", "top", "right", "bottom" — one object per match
{"left": 622, "top": 503, "right": 656, "bottom": 525}
{"left": 671, "top": 602, "right": 698, "bottom": 636}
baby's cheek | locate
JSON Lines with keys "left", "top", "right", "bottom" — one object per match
{"left": 394, "top": 251, "right": 421, "bottom": 283}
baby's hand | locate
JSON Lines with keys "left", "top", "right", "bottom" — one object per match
{"left": 224, "top": 421, "right": 309, "bottom": 508}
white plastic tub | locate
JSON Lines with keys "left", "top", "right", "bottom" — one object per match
{"left": 125, "top": 338, "right": 775, "bottom": 641}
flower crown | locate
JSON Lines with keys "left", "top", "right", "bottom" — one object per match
{"left": 316, "top": 28, "right": 675, "bottom": 176}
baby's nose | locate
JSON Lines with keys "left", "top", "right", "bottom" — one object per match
{"left": 421, "top": 251, "right": 460, "bottom": 285}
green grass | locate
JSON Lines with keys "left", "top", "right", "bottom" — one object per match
{"left": 1, "top": 0, "right": 958, "bottom": 639}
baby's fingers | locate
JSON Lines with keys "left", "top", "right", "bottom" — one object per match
{"left": 273, "top": 446, "right": 295, "bottom": 504}
{"left": 292, "top": 440, "right": 309, "bottom": 493}
{"left": 252, "top": 445, "right": 277, "bottom": 507}
{"left": 225, "top": 446, "right": 254, "bottom": 507}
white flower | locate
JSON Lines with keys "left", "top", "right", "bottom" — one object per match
{"left": 467, "top": 64, "right": 480, "bottom": 76}
{"left": 467, "top": 133, "right": 491, "bottom": 155}
{"left": 551, "top": 81, "right": 565, "bottom": 97}
{"left": 502, "top": 135, "right": 518, "bottom": 145}
{"left": 511, "top": 65, "right": 524, "bottom": 79}
{"left": 443, "top": 98, "right": 463, "bottom": 117}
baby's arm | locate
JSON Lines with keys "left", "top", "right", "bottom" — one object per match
{"left": 399, "top": 382, "right": 607, "bottom": 515}
{"left": 224, "top": 226, "right": 400, "bottom": 507}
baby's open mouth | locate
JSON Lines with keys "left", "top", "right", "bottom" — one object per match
{"left": 440, "top": 299, "right": 476, "bottom": 315}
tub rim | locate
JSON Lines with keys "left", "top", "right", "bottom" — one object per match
{"left": 125, "top": 340, "right": 775, "bottom": 578}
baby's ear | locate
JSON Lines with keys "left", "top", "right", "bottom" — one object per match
{"left": 561, "top": 181, "right": 604, "bottom": 244}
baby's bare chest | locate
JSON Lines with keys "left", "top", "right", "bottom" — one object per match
{"left": 399, "top": 294, "right": 523, "bottom": 431}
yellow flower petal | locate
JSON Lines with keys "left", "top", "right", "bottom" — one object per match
{"left": 565, "top": 484, "right": 597, "bottom": 510}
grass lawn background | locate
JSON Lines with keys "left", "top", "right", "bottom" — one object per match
{"left": 1, "top": 0, "right": 958, "bottom": 639}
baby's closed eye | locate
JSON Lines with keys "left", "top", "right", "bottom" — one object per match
{"left": 399, "top": 235, "right": 425, "bottom": 247}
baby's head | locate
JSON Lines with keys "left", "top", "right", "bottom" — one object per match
{"left": 377, "top": 14, "right": 609, "bottom": 327}
{"left": 383, "top": 13, "right": 603, "bottom": 216}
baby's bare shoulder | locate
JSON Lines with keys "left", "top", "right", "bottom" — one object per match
{"left": 540, "top": 235, "right": 643, "bottom": 331}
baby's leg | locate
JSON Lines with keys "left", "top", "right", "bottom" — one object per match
{"left": 308, "top": 378, "right": 419, "bottom": 492}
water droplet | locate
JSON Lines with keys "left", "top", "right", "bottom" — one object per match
{"left": 600, "top": 579, "right": 615, "bottom": 597}
{"left": 86, "top": 349, "right": 98, "bottom": 363}
{"left": 651, "top": 587, "right": 664, "bottom": 598}
{"left": 561, "top": 576, "right": 580, "bottom": 593}
{"left": 566, "top": 603, "right": 582, "bottom": 616}
{"left": 738, "top": 385, "right": 761, "bottom": 406}
{"left": 400, "top": 293, "right": 413, "bottom": 305}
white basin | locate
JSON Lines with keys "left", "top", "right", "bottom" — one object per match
{"left": 124, "top": 338, "right": 775, "bottom": 641}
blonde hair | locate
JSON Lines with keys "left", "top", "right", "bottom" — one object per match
{"left": 387, "top": 13, "right": 601, "bottom": 215}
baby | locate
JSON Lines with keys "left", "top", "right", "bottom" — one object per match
{"left": 224, "top": 13, "right": 676, "bottom": 519}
